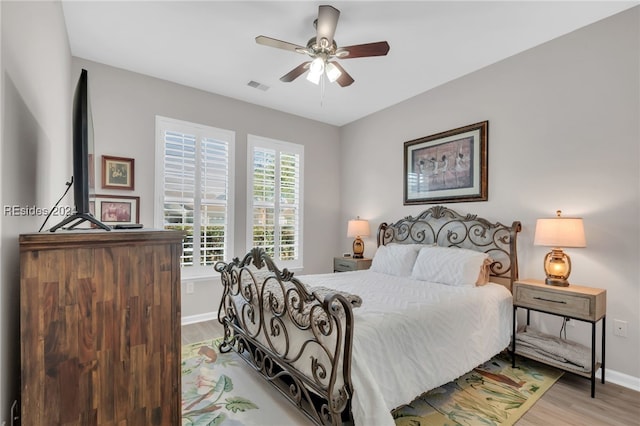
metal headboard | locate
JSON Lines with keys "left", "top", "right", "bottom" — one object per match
{"left": 377, "top": 205, "right": 522, "bottom": 289}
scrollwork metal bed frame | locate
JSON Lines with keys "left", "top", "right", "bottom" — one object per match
{"left": 215, "top": 206, "right": 521, "bottom": 425}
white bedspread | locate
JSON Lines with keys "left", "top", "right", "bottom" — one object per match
{"left": 299, "top": 270, "right": 513, "bottom": 426}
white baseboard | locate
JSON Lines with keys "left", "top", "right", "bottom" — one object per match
{"left": 181, "top": 311, "right": 217, "bottom": 326}
{"left": 596, "top": 367, "right": 640, "bottom": 392}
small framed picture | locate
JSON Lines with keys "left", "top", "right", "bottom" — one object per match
{"left": 93, "top": 195, "right": 140, "bottom": 225}
{"left": 102, "top": 155, "right": 135, "bottom": 190}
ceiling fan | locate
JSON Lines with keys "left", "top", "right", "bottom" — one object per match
{"left": 256, "top": 5, "right": 390, "bottom": 87}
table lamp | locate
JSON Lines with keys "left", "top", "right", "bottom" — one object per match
{"left": 347, "top": 217, "right": 370, "bottom": 259}
{"left": 533, "top": 210, "right": 586, "bottom": 286}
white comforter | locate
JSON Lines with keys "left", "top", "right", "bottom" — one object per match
{"left": 299, "top": 270, "right": 513, "bottom": 426}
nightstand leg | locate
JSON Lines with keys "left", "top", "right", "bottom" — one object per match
{"left": 601, "top": 316, "right": 606, "bottom": 384}
{"left": 512, "top": 307, "right": 517, "bottom": 367}
{"left": 591, "top": 321, "right": 596, "bottom": 398}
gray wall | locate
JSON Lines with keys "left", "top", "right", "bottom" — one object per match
{"left": 340, "top": 7, "right": 640, "bottom": 383}
{"left": 72, "top": 58, "right": 342, "bottom": 318}
{"left": 1, "top": 1, "right": 72, "bottom": 421}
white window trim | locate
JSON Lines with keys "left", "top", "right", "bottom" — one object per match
{"left": 155, "top": 116, "right": 235, "bottom": 279}
{"left": 247, "top": 134, "right": 304, "bottom": 270}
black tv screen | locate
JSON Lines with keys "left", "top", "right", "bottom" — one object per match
{"left": 73, "top": 69, "right": 91, "bottom": 215}
{"left": 50, "top": 69, "right": 110, "bottom": 231}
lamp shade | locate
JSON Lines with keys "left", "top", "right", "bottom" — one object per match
{"left": 534, "top": 213, "right": 586, "bottom": 248}
{"left": 347, "top": 218, "right": 370, "bottom": 237}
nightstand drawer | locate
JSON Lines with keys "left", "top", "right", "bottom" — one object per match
{"left": 334, "top": 258, "right": 356, "bottom": 271}
{"left": 513, "top": 279, "right": 606, "bottom": 321}
{"left": 333, "top": 257, "right": 372, "bottom": 272}
{"left": 515, "top": 286, "right": 592, "bottom": 319}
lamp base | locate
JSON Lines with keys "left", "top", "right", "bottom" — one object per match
{"left": 545, "top": 277, "right": 570, "bottom": 287}
{"left": 352, "top": 236, "right": 364, "bottom": 259}
{"left": 543, "top": 249, "right": 571, "bottom": 287}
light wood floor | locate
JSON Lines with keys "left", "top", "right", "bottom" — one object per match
{"left": 182, "top": 318, "right": 225, "bottom": 345}
{"left": 182, "top": 320, "right": 640, "bottom": 425}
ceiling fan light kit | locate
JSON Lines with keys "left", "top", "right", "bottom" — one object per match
{"left": 306, "top": 56, "right": 327, "bottom": 84}
{"left": 306, "top": 60, "right": 323, "bottom": 84}
{"left": 256, "top": 5, "right": 390, "bottom": 87}
{"left": 325, "top": 62, "right": 342, "bottom": 83}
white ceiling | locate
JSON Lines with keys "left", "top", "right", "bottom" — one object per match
{"left": 61, "top": 1, "right": 637, "bottom": 126}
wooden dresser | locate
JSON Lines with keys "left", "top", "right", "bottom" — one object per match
{"left": 19, "top": 230, "right": 183, "bottom": 425}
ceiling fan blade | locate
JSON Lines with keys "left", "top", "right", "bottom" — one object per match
{"left": 280, "top": 62, "right": 311, "bottom": 82}
{"left": 338, "top": 41, "right": 390, "bottom": 59}
{"left": 328, "top": 62, "right": 354, "bottom": 87}
{"left": 256, "top": 35, "right": 305, "bottom": 52}
{"left": 316, "top": 5, "right": 340, "bottom": 47}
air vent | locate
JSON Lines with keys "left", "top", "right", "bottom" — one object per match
{"left": 247, "top": 81, "right": 270, "bottom": 91}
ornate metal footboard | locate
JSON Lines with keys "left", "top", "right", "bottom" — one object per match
{"left": 215, "top": 248, "right": 354, "bottom": 426}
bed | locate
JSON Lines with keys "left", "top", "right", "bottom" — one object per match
{"left": 215, "top": 205, "right": 521, "bottom": 425}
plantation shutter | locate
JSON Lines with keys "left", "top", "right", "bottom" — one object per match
{"left": 251, "top": 147, "right": 276, "bottom": 257}
{"left": 163, "top": 130, "right": 197, "bottom": 266}
{"left": 199, "top": 137, "right": 230, "bottom": 265}
{"left": 156, "top": 117, "right": 235, "bottom": 277}
{"left": 278, "top": 152, "right": 300, "bottom": 260}
{"left": 248, "top": 136, "right": 303, "bottom": 268}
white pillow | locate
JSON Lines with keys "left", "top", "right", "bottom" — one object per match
{"left": 411, "top": 246, "right": 490, "bottom": 287}
{"left": 370, "top": 244, "right": 421, "bottom": 276}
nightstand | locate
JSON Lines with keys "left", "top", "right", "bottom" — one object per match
{"left": 511, "top": 279, "right": 606, "bottom": 397}
{"left": 333, "top": 256, "right": 372, "bottom": 272}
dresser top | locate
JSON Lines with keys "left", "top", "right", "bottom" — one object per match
{"left": 20, "top": 229, "right": 184, "bottom": 250}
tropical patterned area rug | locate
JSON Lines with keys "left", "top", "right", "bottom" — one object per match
{"left": 182, "top": 337, "right": 309, "bottom": 426}
{"left": 392, "top": 353, "right": 563, "bottom": 426}
{"left": 182, "top": 338, "right": 562, "bottom": 426}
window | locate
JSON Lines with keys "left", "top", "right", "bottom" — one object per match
{"left": 247, "top": 135, "right": 304, "bottom": 269}
{"left": 155, "top": 117, "right": 234, "bottom": 278}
